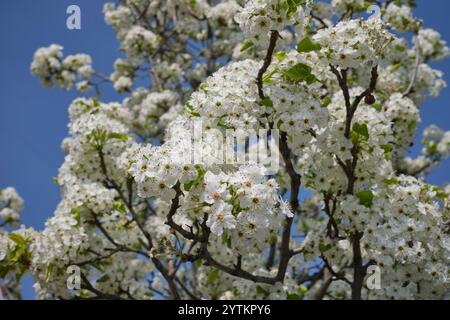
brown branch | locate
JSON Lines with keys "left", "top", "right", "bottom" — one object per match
{"left": 256, "top": 31, "right": 279, "bottom": 100}
{"left": 313, "top": 269, "right": 333, "bottom": 300}
{"left": 311, "top": 12, "right": 329, "bottom": 29}
{"left": 321, "top": 256, "right": 352, "bottom": 285}
{"left": 165, "top": 183, "right": 203, "bottom": 242}
{"left": 265, "top": 241, "right": 277, "bottom": 270}
{"left": 91, "top": 213, "right": 147, "bottom": 257}
{"left": 160, "top": 29, "right": 298, "bottom": 288}
{"left": 98, "top": 149, "right": 154, "bottom": 249}
{"left": 329, "top": 64, "right": 380, "bottom": 300}
{"left": 98, "top": 148, "right": 181, "bottom": 299}
{"left": 80, "top": 273, "right": 123, "bottom": 300}
{"left": 174, "top": 277, "right": 200, "bottom": 300}
{"left": 150, "top": 257, "right": 181, "bottom": 300}
{"left": 351, "top": 231, "right": 365, "bottom": 300}
{"left": 75, "top": 249, "right": 120, "bottom": 267}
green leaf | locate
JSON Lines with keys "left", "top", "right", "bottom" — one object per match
{"left": 184, "top": 165, "right": 205, "bottom": 192}
{"left": 260, "top": 97, "right": 274, "bottom": 108}
{"left": 107, "top": 132, "right": 128, "bottom": 142}
{"left": 381, "top": 144, "right": 393, "bottom": 154}
{"left": 45, "top": 264, "right": 54, "bottom": 282}
{"left": 383, "top": 177, "right": 398, "bottom": 186}
{"left": 113, "top": 201, "right": 127, "bottom": 214}
{"left": 298, "top": 284, "right": 308, "bottom": 294}
{"left": 92, "top": 97, "right": 101, "bottom": 107}
{"left": 321, "top": 96, "right": 331, "bottom": 108}
{"left": 434, "top": 187, "right": 447, "bottom": 200}
{"left": 256, "top": 285, "right": 270, "bottom": 298}
{"left": 215, "top": 117, "right": 232, "bottom": 129}
{"left": 207, "top": 268, "right": 220, "bottom": 285}
{"left": 199, "top": 83, "right": 208, "bottom": 93}
{"left": 88, "top": 128, "right": 108, "bottom": 147}
{"left": 185, "top": 102, "right": 201, "bottom": 117}
{"left": 285, "top": 0, "right": 305, "bottom": 17}
{"left": 319, "top": 243, "right": 332, "bottom": 253}
{"left": 381, "top": 144, "right": 393, "bottom": 160}
{"left": 194, "top": 260, "right": 202, "bottom": 268}
{"left": 240, "top": 40, "right": 254, "bottom": 52}
{"left": 282, "top": 63, "right": 317, "bottom": 84}
{"left": 8, "top": 233, "right": 27, "bottom": 246}
{"left": 97, "top": 274, "right": 110, "bottom": 283}
{"left": 183, "top": 180, "right": 195, "bottom": 192}
{"left": 356, "top": 190, "right": 374, "bottom": 208}
{"left": 0, "top": 266, "right": 9, "bottom": 278}
{"left": 372, "top": 101, "right": 382, "bottom": 112}
{"left": 221, "top": 233, "right": 232, "bottom": 249}
{"left": 297, "top": 37, "right": 321, "bottom": 53}
{"left": 195, "top": 164, "right": 206, "bottom": 180}
{"left": 408, "top": 120, "right": 417, "bottom": 131}
{"left": 7, "top": 234, "right": 30, "bottom": 264}
{"left": 287, "top": 293, "right": 302, "bottom": 300}
{"left": 71, "top": 207, "right": 81, "bottom": 226}
{"left": 262, "top": 70, "right": 277, "bottom": 83}
{"left": 352, "top": 123, "right": 370, "bottom": 140}
{"left": 274, "top": 51, "right": 287, "bottom": 61}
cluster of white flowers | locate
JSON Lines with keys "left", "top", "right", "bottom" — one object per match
{"left": 384, "top": 3, "right": 416, "bottom": 33}
{"left": 294, "top": 86, "right": 392, "bottom": 193}
{"left": 421, "top": 125, "right": 450, "bottom": 160}
{"left": 5, "top": 0, "right": 448, "bottom": 300}
{"left": 123, "top": 89, "right": 181, "bottom": 137}
{"left": 31, "top": 205, "right": 89, "bottom": 270}
{"left": 110, "top": 58, "right": 137, "bottom": 93}
{"left": 129, "top": 115, "right": 284, "bottom": 249}
{"left": 207, "top": 1, "right": 242, "bottom": 25}
{"left": 235, "top": 0, "right": 311, "bottom": 48}
{"left": 93, "top": 252, "right": 153, "bottom": 299}
{"left": 314, "top": 17, "right": 395, "bottom": 69}
{"left": 0, "top": 187, "right": 25, "bottom": 299}
{"left": 103, "top": 3, "right": 133, "bottom": 37}
{"left": 267, "top": 50, "right": 329, "bottom": 136}
{"left": 0, "top": 187, "right": 24, "bottom": 227}
{"left": 383, "top": 93, "right": 420, "bottom": 153}
{"left": 0, "top": 226, "right": 35, "bottom": 298}
{"left": 301, "top": 177, "right": 450, "bottom": 300}
{"left": 123, "top": 26, "right": 160, "bottom": 61}
{"left": 331, "top": 0, "right": 365, "bottom": 13}
{"left": 364, "top": 177, "right": 448, "bottom": 299}
{"left": 415, "top": 28, "right": 450, "bottom": 62}
{"left": 31, "top": 44, "right": 93, "bottom": 92}
{"left": 188, "top": 60, "right": 263, "bottom": 130}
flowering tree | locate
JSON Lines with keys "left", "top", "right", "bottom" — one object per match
{"left": 1, "top": 0, "right": 449, "bottom": 300}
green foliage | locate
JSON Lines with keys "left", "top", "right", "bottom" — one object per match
{"left": 240, "top": 40, "right": 254, "bottom": 52}
{"left": 356, "top": 190, "right": 374, "bottom": 208}
{"left": 297, "top": 37, "right": 322, "bottom": 53}
{"left": 207, "top": 268, "right": 220, "bottom": 285}
{"left": 282, "top": 63, "right": 317, "bottom": 84}
{"left": 184, "top": 165, "right": 206, "bottom": 191}
{"left": 352, "top": 123, "right": 370, "bottom": 141}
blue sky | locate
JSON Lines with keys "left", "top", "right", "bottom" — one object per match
{"left": 0, "top": 0, "right": 449, "bottom": 299}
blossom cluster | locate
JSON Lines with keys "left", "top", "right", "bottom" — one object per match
{"left": 31, "top": 44, "right": 93, "bottom": 92}
{"left": 0, "top": 187, "right": 24, "bottom": 227}
{"left": 314, "top": 17, "right": 395, "bottom": 69}
{"left": 2, "top": 0, "right": 448, "bottom": 300}
{"left": 235, "top": 0, "right": 311, "bottom": 48}
{"left": 0, "top": 187, "right": 25, "bottom": 299}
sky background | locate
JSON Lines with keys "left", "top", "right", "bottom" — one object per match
{"left": 0, "top": 0, "right": 449, "bottom": 299}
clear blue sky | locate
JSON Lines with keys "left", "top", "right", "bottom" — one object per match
{"left": 0, "top": 0, "right": 449, "bottom": 299}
